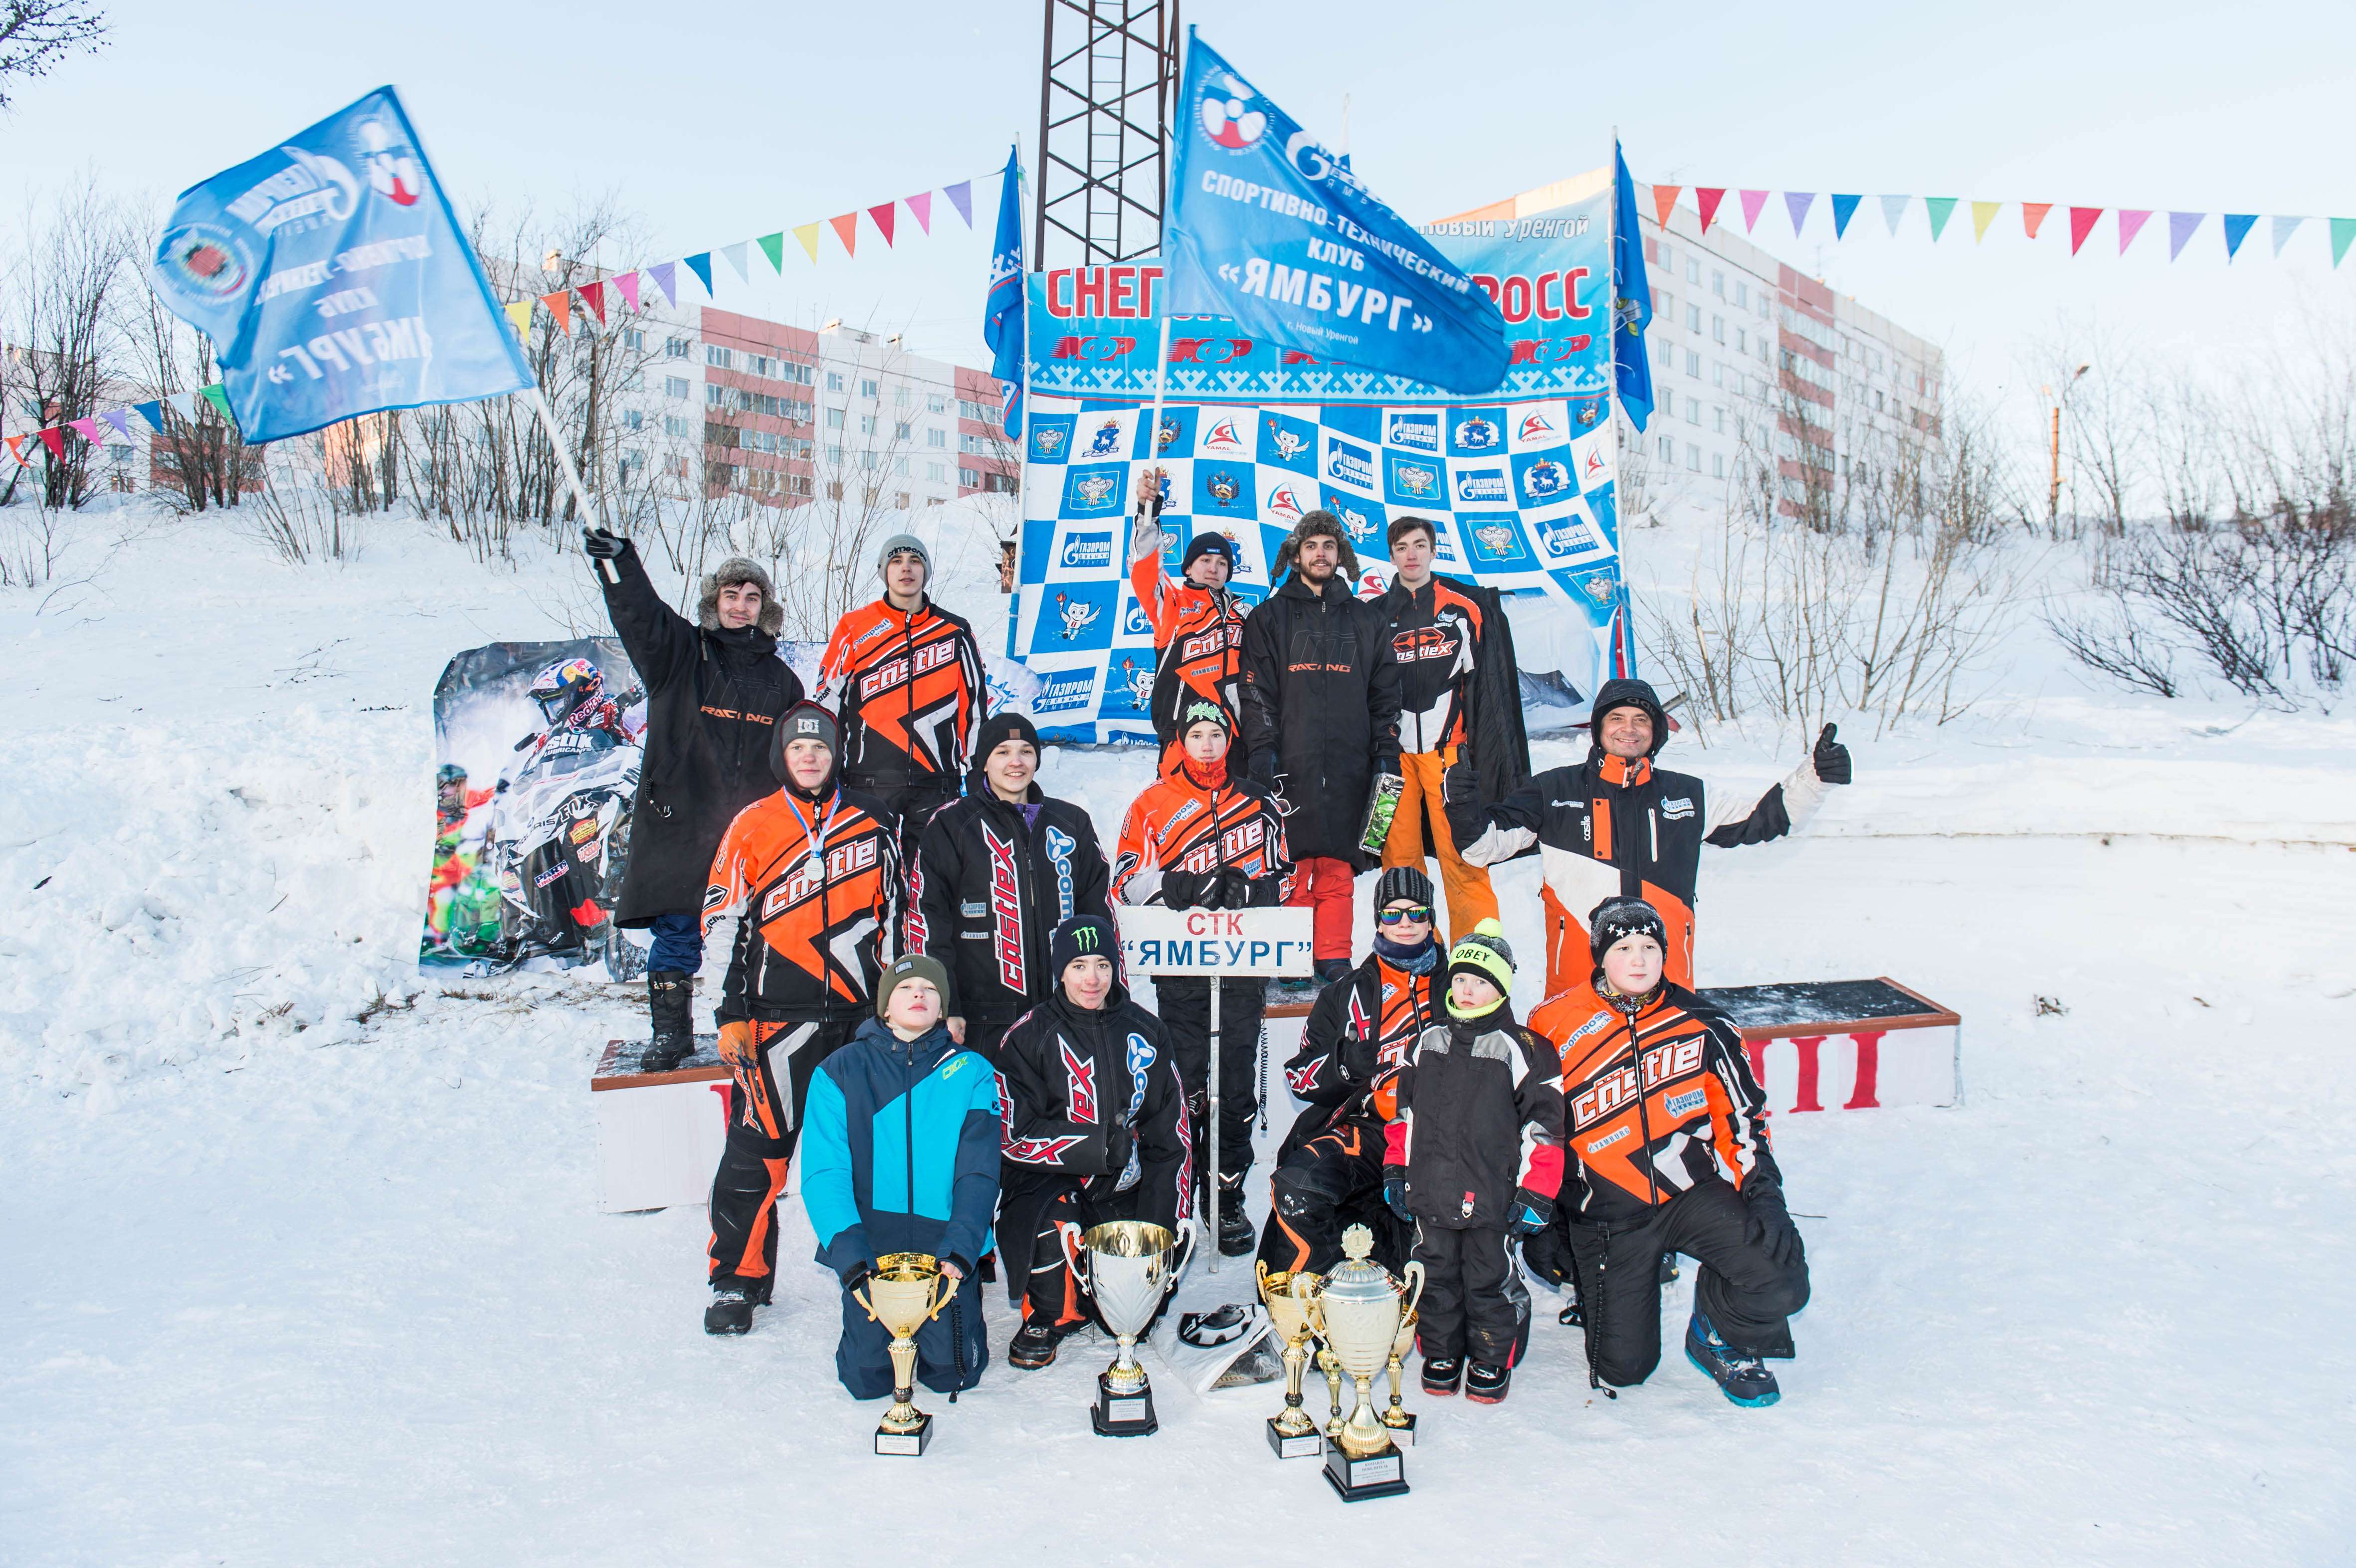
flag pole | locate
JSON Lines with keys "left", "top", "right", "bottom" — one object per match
{"left": 1011, "top": 138, "right": 1030, "bottom": 657}
{"left": 529, "top": 383, "right": 605, "bottom": 544}
{"left": 1138, "top": 310, "right": 1173, "bottom": 574}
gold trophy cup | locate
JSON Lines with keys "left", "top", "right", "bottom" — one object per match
{"left": 851, "top": 1252, "right": 955, "bottom": 1456}
{"left": 1256, "top": 1261, "right": 1326, "bottom": 1459}
{"left": 1304, "top": 1224, "right": 1425, "bottom": 1501}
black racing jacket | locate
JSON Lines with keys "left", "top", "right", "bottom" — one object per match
{"left": 1381, "top": 1005, "right": 1567, "bottom": 1231}
{"left": 907, "top": 780, "right": 1111, "bottom": 1024}
{"left": 1238, "top": 571, "right": 1402, "bottom": 864}
{"left": 1281, "top": 948, "right": 1440, "bottom": 1151}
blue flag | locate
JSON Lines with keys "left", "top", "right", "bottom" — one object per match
{"left": 1611, "top": 140, "right": 1654, "bottom": 433}
{"left": 1165, "top": 31, "right": 1508, "bottom": 395}
{"left": 983, "top": 144, "right": 1026, "bottom": 439}
{"left": 147, "top": 86, "right": 533, "bottom": 444}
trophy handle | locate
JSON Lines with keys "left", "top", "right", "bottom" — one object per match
{"left": 1255, "top": 1258, "right": 1271, "bottom": 1301}
{"left": 1401, "top": 1258, "right": 1426, "bottom": 1318}
{"left": 926, "top": 1271, "right": 956, "bottom": 1322}
{"left": 1166, "top": 1219, "right": 1197, "bottom": 1292}
{"left": 1061, "top": 1223, "right": 1090, "bottom": 1297}
{"left": 851, "top": 1283, "right": 876, "bottom": 1322}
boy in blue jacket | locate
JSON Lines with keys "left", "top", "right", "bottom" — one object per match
{"left": 800, "top": 953, "right": 1000, "bottom": 1399}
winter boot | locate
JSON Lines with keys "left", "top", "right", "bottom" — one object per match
{"left": 1008, "top": 1319, "right": 1064, "bottom": 1370}
{"left": 1464, "top": 1361, "right": 1512, "bottom": 1404}
{"left": 704, "top": 1275, "right": 758, "bottom": 1336}
{"left": 643, "top": 970, "right": 694, "bottom": 1072}
{"left": 1215, "top": 1174, "right": 1256, "bottom": 1256}
{"left": 1685, "top": 1310, "right": 1781, "bottom": 1407}
{"left": 1420, "top": 1356, "right": 1464, "bottom": 1396}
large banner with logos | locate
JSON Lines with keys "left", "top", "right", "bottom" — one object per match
{"left": 1008, "top": 171, "right": 1630, "bottom": 743}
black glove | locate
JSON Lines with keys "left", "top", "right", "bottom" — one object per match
{"left": 840, "top": 1259, "right": 875, "bottom": 1295}
{"left": 1376, "top": 754, "right": 1402, "bottom": 779}
{"left": 582, "top": 526, "right": 627, "bottom": 560}
{"left": 1519, "top": 1224, "right": 1570, "bottom": 1288}
{"left": 1507, "top": 1187, "right": 1555, "bottom": 1236}
{"left": 1103, "top": 1122, "right": 1134, "bottom": 1177}
{"left": 1382, "top": 1169, "right": 1413, "bottom": 1223}
{"left": 1745, "top": 1178, "right": 1805, "bottom": 1269}
{"left": 1247, "top": 750, "right": 1277, "bottom": 785}
{"left": 1442, "top": 760, "right": 1481, "bottom": 806}
{"left": 1211, "top": 867, "right": 1252, "bottom": 910}
{"left": 1812, "top": 722, "right": 1852, "bottom": 786}
{"left": 1161, "top": 870, "right": 1209, "bottom": 910}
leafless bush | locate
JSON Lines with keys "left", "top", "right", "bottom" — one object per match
{"left": 244, "top": 441, "right": 363, "bottom": 565}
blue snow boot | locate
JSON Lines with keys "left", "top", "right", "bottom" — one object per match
{"left": 1684, "top": 1311, "right": 1780, "bottom": 1407}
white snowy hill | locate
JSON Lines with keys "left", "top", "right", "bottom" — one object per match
{"left": 4, "top": 505, "right": 2351, "bottom": 1564}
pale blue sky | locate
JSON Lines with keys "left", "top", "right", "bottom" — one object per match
{"left": 9, "top": 0, "right": 2352, "bottom": 431}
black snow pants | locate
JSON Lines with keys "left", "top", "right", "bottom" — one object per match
{"left": 707, "top": 1017, "right": 854, "bottom": 1285}
{"left": 1562, "top": 1178, "right": 1810, "bottom": 1388}
{"left": 849, "top": 776, "right": 958, "bottom": 888}
{"left": 1410, "top": 1222, "right": 1530, "bottom": 1368}
{"left": 1152, "top": 976, "right": 1266, "bottom": 1190}
{"left": 1257, "top": 1114, "right": 1408, "bottom": 1277}
{"left": 836, "top": 1262, "right": 988, "bottom": 1399}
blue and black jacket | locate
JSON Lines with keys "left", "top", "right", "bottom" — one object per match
{"left": 801, "top": 1017, "right": 1000, "bottom": 1280}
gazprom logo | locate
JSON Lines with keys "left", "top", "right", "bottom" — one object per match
{"left": 1326, "top": 437, "right": 1375, "bottom": 491}
{"left": 1455, "top": 468, "right": 1509, "bottom": 504}
{"left": 1061, "top": 531, "right": 1115, "bottom": 569}
{"left": 1385, "top": 412, "right": 1439, "bottom": 452}
{"left": 1033, "top": 669, "right": 1097, "bottom": 713}
{"left": 1122, "top": 597, "right": 1153, "bottom": 635}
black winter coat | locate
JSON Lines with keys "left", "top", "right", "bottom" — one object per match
{"left": 1382, "top": 1007, "right": 1567, "bottom": 1230}
{"left": 908, "top": 777, "right": 1111, "bottom": 1025}
{"left": 1239, "top": 571, "right": 1402, "bottom": 865}
{"left": 596, "top": 540, "right": 804, "bottom": 925}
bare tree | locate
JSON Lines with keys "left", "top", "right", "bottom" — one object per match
{"left": 5, "top": 176, "right": 133, "bottom": 510}
{"left": 0, "top": 0, "right": 106, "bottom": 110}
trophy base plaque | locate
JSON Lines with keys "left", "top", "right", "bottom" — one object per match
{"left": 1091, "top": 1374, "right": 1159, "bottom": 1437}
{"left": 874, "top": 1412, "right": 934, "bottom": 1457}
{"left": 1324, "top": 1437, "right": 1409, "bottom": 1501}
{"left": 1267, "top": 1417, "right": 1324, "bottom": 1459}
{"left": 1380, "top": 1413, "right": 1417, "bottom": 1448}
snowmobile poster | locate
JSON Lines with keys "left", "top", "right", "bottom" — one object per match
{"left": 420, "top": 638, "right": 652, "bottom": 982}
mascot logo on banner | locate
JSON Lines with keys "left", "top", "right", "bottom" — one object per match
{"left": 1199, "top": 78, "right": 1270, "bottom": 152}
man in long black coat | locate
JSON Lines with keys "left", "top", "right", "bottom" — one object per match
{"left": 1239, "top": 511, "right": 1402, "bottom": 983}
{"left": 584, "top": 529, "right": 803, "bottom": 1067}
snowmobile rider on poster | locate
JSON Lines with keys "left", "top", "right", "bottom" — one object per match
{"left": 1444, "top": 677, "right": 1852, "bottom": 996}
{"left": 583, "top": 528, "right": 804, "bottom": 1071}
{"left": 817, "top": 534, "right": 987, "bottom": 878}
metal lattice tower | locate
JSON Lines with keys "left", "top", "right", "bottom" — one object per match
{"left": 1034, "top": 0, "right": 1179, "bottom": 266}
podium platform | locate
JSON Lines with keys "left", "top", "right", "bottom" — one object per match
{"left": 590, "top": 1037, "right": 731, "bottom": 1213}
{"left": 1695, "top": 977, "right": 1961, "bottom": 1113}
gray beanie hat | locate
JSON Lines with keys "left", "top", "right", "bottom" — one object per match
{"left": 876, "top": 533, "right": 932, "bottom": 575}
{"left": 698, "top": 557, "right": 785, "bottom": 637}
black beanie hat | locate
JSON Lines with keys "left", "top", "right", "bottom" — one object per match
{"left": 1588, "top": 895, "right": 1668, "bottom": 963}
{"left": 770, "top": 701, "right": 839, "bottom": 784}
{"left": 1372, "top": 865, "right": 1434, "bottom": 913}
{"left": 1179, "top": 532, "right": 1236, "bottom": 575}
{"left": 1050, "top": 914, "right": 1119, "bottom": 983}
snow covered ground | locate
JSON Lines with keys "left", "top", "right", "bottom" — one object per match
{"left": 4, "top": 507, "right": 2354, "bottom": 1565}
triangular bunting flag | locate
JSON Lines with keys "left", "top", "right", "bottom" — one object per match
{"left": 4, "top": 434, "right": 25, "bottom": 464}
{"left": 1879, "top": 194, "right": 1910, "bottom": 235}
{"left": 102, "top": 408, "right": 134, "bottom": 440}
{"left": 792, "top": 222, "right": 821, "bottom": 263}
{"left": 906, "top": 192, "right": 933, "bottom": 234}
{"left": 2069, "top": 207, "right": 2102, "bottom": 256}
{"left": 944, "top": 181, "right": 974, "bottom": 227}
{"left": 168, "top": 391, "right": 198, "bottom": 417}
{"left": 684, "top": 253, "right": 714, "bottom": 296}
{"left": 868, "top": 202, "right": 897, "bottom": 246}
{"left": 1924, "top": 197, "right": 1958, "bottom": 240}
{"left": 2332, "top": 218, "right": 2356, "bottom": 268}
{"left": 134, "top": 400, "right": 166, "bottom": 433}
{"left": 828, "top": 212, "right": 859, "bottom": 256}
{"left": 1970, "top": 201, "right": 2001, "bottom": 242}
{"left": 505, "top": 298, "right": 533, "bottom": 339}
{"left": 615, "top": 271, "right": 641, "bottom": 312}
{"left": 2117, "top": 209, "right": 2153, "bottom": 254}
{"left": 1694, "top": 188, "right": 1727, "bottom": 234}
{"left": 2271, "top": 215, "right": 2306, "bottom": 257}
{"left": 198, "top": 385, "right": 232, "bottom": 422}
{"left": 2021, "top": 202, "right": 2053, "bottom": 239}
{"left": 70, "top": 417, "right": 102, "bottom": 443}
{"left": 1738, "top": 189, "right": 1768, "bottom": 231}
{"left": 647, "top": 261, "right": 678, "bottom": 306}
{"left": 2167, "top": 212, "right": 2203, "bottom": 260}
{"left": 541, "top": 290, "right": 572, "bottom": 334}
{"left": 1783, "top": 192, "right": 1815, "bottom": 234}
{"left": 579, "top": 280, "right": 607, "bottom": 324}
{"left": 757, "top": 233, "right": 785, "bottom": 273}
{"left": 1651, "top": 184, "right": 1681, "bottom": 230}
{"left": 1830, "top": 194, "right": 1861, "bottom": 239}
{"left": 2222, "top": 213, "right": 2257, "bottom": 260}
{"left": 720, "top": 243, "right": 750, "bottom": 282}
{"left": 40, "top": 428, "right": 64, "bottom": 457}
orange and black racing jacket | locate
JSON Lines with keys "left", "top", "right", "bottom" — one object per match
{"left": 1530, "top": 979, "right": 1780, "bottom": 1224}
{"left": 816, "top": 597, "right": 985, "bottom": 790}
{"left": 1111, "top": 752, "right": 1293, "bottom": 911}
{"left": 1282, "top": 949, "right": 1438, "bottom": 1140}
{"left": 1128, "top": 513, "right": 1251, "bottom": 765}
{"left": 703, "top": 782, "right": 898, "bottom": 1023}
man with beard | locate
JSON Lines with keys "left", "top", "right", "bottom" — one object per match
{"left": 1239, "top": 511, "right": 1402, "bottom": 983}
{"left": 584, "top": 530, "right": 804, "bottom": 1069}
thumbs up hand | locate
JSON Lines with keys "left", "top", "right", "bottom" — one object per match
{"left": 1812, "top": 723, "right": 1852, "bottom": 786}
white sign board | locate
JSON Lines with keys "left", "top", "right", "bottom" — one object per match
{"left": 1120, "top": 906, "right": 1316, "bottom": 978}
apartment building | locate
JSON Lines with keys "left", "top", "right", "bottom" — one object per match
{"left": 1632, "top": 190, "right": 1944, "bottom": 525}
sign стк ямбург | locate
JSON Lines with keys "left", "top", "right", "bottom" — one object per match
{"left": 1121, "top": 906, "right": 1314, "bottom": 978}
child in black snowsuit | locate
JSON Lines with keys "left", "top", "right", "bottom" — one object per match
{"left": 1380, "top": 919, "right": 1566, "bottom": 1405}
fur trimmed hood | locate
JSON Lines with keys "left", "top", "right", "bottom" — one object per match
{"left": 1268, "top": 510, "right": 1363, "bottom": 587}
{"left": 698, "top": 557, "right": 785, "bottom": 637}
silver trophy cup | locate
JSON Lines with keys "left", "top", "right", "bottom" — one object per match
{"left": 1069, "top": 1218, "right": 1195, "bottom": 1436}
